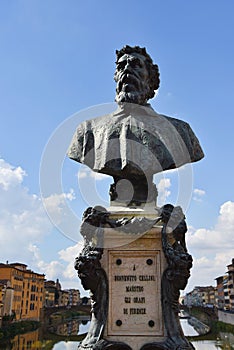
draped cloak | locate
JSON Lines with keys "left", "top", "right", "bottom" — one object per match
{"left": 67, "top": 104, "right": 204, "bottom": 178}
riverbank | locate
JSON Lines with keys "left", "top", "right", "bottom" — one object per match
{"left": 184, "top": 306, "right": 234, "bottom": 341}
{"left": 0, "top": 307, "right": 90, "bottom": 350}
{"left": 188, "top": 316, "right": 210, "bottom": 335}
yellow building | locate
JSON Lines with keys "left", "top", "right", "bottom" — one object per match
{"left": 58, "top": 290, "right": 69, "bottom": 307}
{"left": 0, "top": 262, "right": 45, "bottom": 321}
{"left": 11, "top": 329, "right": 40, "bottom": 350}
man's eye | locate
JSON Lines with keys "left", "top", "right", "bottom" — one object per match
{"left": 117, "top": 61, "right": 125, "bottom": 69}
{"left": 132, "top": 61, "right": 142, "bottom": 68}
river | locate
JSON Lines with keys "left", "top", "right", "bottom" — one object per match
{"left": 51, "top": 318, "right": 234, "bottom": 349}
{"left": 1, "top": 317, "right": 234, "bottom": 349}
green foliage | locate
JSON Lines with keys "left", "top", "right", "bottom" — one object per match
{"left": 186, "top": 306, "right": 217, "bottom": 327}
{"left": 0, "top": 320, "right": 40, "bottom": 340}
{"left": 212, "top": 320, "right": 234, "bottom": 334}
{"left": 2, "top": 312, "right": 16, "bottom": 325}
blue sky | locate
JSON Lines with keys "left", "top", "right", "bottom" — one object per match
{"left": 0, "top": 0, "right": 234, "bottom": 294}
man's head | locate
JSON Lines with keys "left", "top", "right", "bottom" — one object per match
{"left": 114, "top": 45, "right": 160, "bottom": 105}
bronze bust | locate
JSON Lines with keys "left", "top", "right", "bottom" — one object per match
{"left": 68, "top": 46, "right": 204, "bottom": 206}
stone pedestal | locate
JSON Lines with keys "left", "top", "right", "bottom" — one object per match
{"left": 75, "top": 205, "right": 195, "bottom": 350}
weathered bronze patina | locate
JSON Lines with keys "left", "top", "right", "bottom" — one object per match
{"left": 69, "top": 46, "right": 203, "bottom": 350}
{"left": 68, "top": 46, "right": 204, "bottom": 206}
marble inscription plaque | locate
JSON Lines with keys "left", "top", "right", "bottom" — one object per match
{"left": 108, "top": 250, "right": 163, "bottom": 336}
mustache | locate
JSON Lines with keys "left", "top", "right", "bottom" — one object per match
{"left": 116, "top": 72, "right": 141, "bottom": 92}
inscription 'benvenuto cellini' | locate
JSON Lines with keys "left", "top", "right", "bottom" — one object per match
{"left": 114, "top": 275, "right": 155, "bottom": 282}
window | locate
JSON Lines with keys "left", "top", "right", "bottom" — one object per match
{"left": 30, "top": 294, "right": 35, "bottom": 301}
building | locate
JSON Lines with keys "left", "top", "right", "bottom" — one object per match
{"left": 185, "top": 258, "right": 234, "bottom": 311}
{"left": 0, "top": 279, "right": 14, "bottom": 322}
{"left": 227, "top": 259, "right": 234, "bottom": 311}
{"left": 0, "top": 262, "right": 45, "bottom": 321}
{"left": 185, "top": 287, "right": 202, "bottom": 307}
{"left": 185, "top": 286, "right": 216, "bottom": 307}
{"left": 215, "top": 275, "right": 225, "bottom": 309}
{"left": 44, "top": 279, "right": 80, "bottom": 308}
{"left": 10, "top": 329, "right": 40, "bottom": 350}
{"left": 215, "top": 258, "right": 234, "bottom": 311}
{"left": 67, "top": 289, "right": 80, "bottom": 306}
{"left": 200, "top": 286, "right": 215, "bottom": 306}
{"left": 44, "top": 280, "right": 59, "bottom": 307}
{"left": 58, "top": 290, "right": 69, "bottom": 307}
{"left": 223, "top": 276, "right": 230, "bottom": 310}
{"left": 0, "top": 283, "right": 4, "bottom": 326}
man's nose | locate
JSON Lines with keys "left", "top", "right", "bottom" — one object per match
{"left": 124, "top": 61, "right": 133, "bottom": 72}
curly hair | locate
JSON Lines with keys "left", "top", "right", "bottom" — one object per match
{"left": 116, "top": 45, "right": 160, "bottom": 99}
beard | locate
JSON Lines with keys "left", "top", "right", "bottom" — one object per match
{"left": 115, "top": 89, "right": 148, "bottom": 105}
{"left": 115, "top": 72, "right": 150, "bottom": 105}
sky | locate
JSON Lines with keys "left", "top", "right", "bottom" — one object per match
{"left": 0, "top": 0, "right": 234, "bottom": 296}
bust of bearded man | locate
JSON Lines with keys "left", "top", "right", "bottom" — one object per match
{"left": 68, "top": 45, "right": 204, "bottom": 207}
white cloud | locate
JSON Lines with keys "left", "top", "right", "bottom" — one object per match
{"left": 188, "top": 201, "right": 234, "bottom": 251}
{"left": 42, "top": 189, "right": 76, "bottom": 226}
{"left": 0, "top": 160, "right": 52, "bottom": 262}
{"left": 185, "top": 200, "right": 234, "bottom": 292}
{"left": 193, "top": 188, "right": 205, "bottom": 196}
{"left": 28, "top": 241, "right": 86, "bottom": 293}
{"left": 0, "top": 159, "right": 76, "bottom": 266}
{"left": 53, "top": 342, "right": 80, "bottom": 350}
{"left": 0, "top": 159, "right": 86, "bottom": 294}
{"left": 0, "top": 159, "right": 26, "bottom": 190}
{"left": 157, "top": 178, "right": 171, "bottom": 206}
{"left": 78, "top": 167, "right": 108, "bottom": 181}
{"left": 193, "top": 188, "right": 206, "bottom": 202}
{"left": 59, "top": 242, "right": 84, "bottom": 279}
{"left": 28, "top": 244, "right": 64, "bottom": 280}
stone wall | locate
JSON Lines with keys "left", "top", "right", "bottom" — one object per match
{"left": 218, "top": 310, "right": 234, "bottom": 325}
{"left": 188, "top": 316, "right": 210, "bottom": 335}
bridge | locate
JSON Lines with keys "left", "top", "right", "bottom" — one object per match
{"left": 41, "top": 304, "right": 90, "bottom": 322}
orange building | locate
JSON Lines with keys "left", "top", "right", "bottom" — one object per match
{"left": 0, "top": 262, "right": 45, "bottom": 321}
{"left": 11, "top": 329, "right": 44, "bottom": 350}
